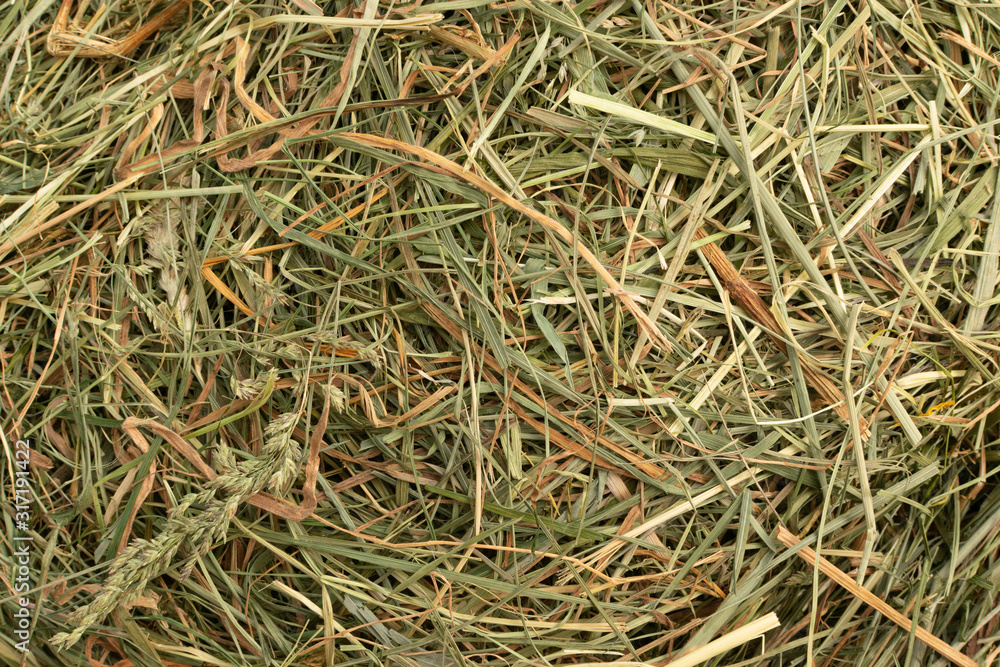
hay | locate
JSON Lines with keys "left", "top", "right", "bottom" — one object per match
{"left": 1, "top": 0, "right": 999, "bottom": 664}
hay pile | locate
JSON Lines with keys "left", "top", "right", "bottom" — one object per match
{"left": 1, "top": 0, "right": 999, "bottom": 664}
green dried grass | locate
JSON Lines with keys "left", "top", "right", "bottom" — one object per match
{"left": 1, "top": 0, "right": 999, "bottom": 665}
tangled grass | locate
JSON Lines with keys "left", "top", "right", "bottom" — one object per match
{"left": 1, "top": 0, "right": 999, "bottom": 665}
